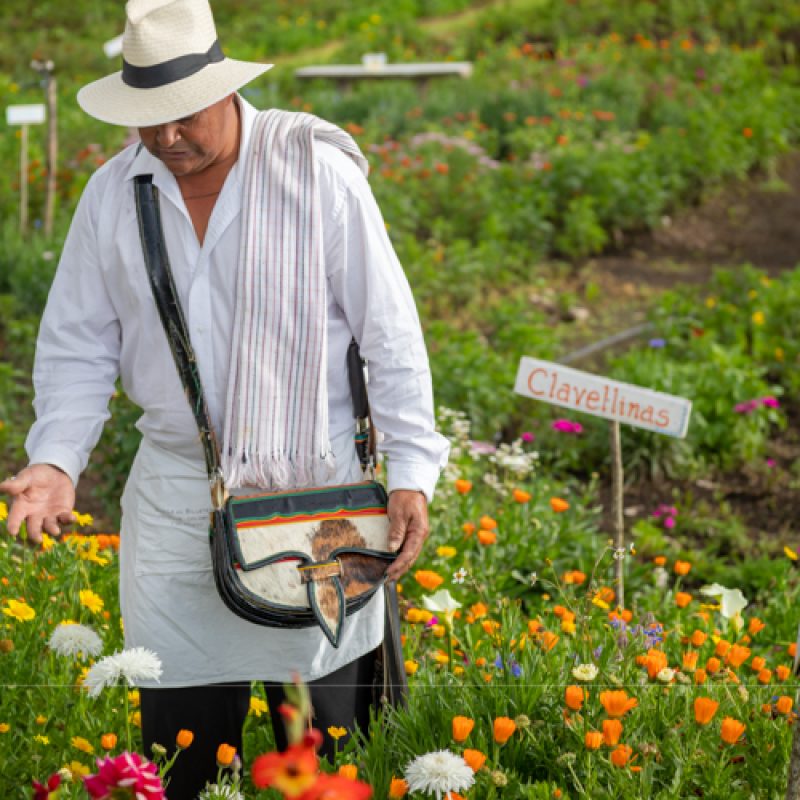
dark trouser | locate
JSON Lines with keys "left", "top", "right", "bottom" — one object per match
{"left": 140, "top": 649, "right": 377, "bottom": 800}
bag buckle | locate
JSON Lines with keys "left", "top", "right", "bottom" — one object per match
{"left": 297, "top": 559, "right": 342, "bottom": 584}
{"left": 210, "top": 469, "right": 229, "bottom": 511}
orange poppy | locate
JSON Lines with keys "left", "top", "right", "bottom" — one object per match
{"left": 216, "top": 743, "right": 237, "bottom": 767}
{"left": 175, "top": 730, "right": 194, "bottom": 749}
{"left": 644, "top": 649, "right": 668, "bottom": 680}
{"left": 454, "top": 479, "right": 472, "bottom": 495}
{"left": 758, "top": 668, "right": 772, "bottom": 685}
{"left": 541, "top": 631, "right": 559, "bottom": 651}
{"left": 600, "top": 690, "right": 638, "bottom": 718}
{"left": 512, "top": 489, "right": 531, "bottom": 504}
{"left": 462, "top": 749, "right": 486, "bottom": 772}
{"left": 720, "top": 717, "right": 746, "bottom": 745}
{"left": 682, "top": 651, "right": 699, "bottom": 670}
{"left": 602, "top": 719, "right": 623, "bottom": 746}
{"left": 675, "top": 592, "right": 692, "bottom": 608}
{"left": 452, "top": 716, "right": 475, "bottom": 743}
{"left": 693, "top": 697, "right": 719, "bottom": 725}
{"left": 776, "top": 665, "right": 791, "bottom": 681}
{"left": 653, "top": 556, "right": 667, "bottom": 566}
{"left": 748, "top": 617, "right": 765, "bottom": 635}
{"left": 479, "top": 515, "right": 497, "bottom": 530}
{"left": 100, "top": 733, "right": 118, "bottom": 750}
{"left": 338, "top": 765, "right": 358, "bottom": 780}
{"left": 565, "top": 685, "right": 584, "bottom": 711}
{"left": 694, "top": 668, "right": 707, "bottom": 684}
{"left": 706, "top": 657, "right": 721, "bottom": 674}
{"left": 690, "top": 630, "right": 707, "bottom": 647}
{"left": 470, "top": 602, "right": 488, "bottom": 619}
{"left": 493, "top": 716, "right": 516, "bottom": 744}
{"left": 750, "top": 656, "right": 766, "bottom": 672}
{"left": 674, "top": 560, "right": 691, "bottom": 575}
{"left": 550, "top": 497, "right": 569, "bottom": 513}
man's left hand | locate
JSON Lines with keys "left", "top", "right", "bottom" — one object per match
{"left": 385, "top": 489, "right": 429, "bottom": 581}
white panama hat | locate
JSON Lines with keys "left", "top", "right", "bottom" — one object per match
{"left": 77, "top": 0, "right": 273, "bottom": 127}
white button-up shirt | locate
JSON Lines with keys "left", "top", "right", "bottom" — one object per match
{"left": 24, "top": 97, "right": 449, "bottom": 685}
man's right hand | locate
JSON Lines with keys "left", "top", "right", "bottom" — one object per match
{"left": 0, "top": 464, "right": 76, "bottom": 544}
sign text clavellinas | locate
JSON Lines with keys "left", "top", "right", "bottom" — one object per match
{"left": 514, "top": 357, "right": 692, "bottom": 438}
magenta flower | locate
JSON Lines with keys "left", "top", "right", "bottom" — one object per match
{"left": 521, "top": 431, "right": 535, "bottom": 443}
{"left": 32, "top": 774, "right": 60, "bottom": 800}
{"left": 734, "top": 400, "right": 759, "bottom": 414}
{"left": 761, "top": 396, "right": 780, "bottom": 409}
{"left": 552, "top": 419, "right": 583, "bottom": 434}
{"left": 84, "top": 752, "right": 164, "bottom": 800}
{"left": 663, "top": 516, "right": 676, "bottom": 529}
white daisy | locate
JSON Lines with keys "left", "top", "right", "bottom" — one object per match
{"left": 571, "top": 663, "right": 599, "bottom": 682}
{"left": 84, "top": 647, "right": 162, "bottom": 698}
{"left": 198, "top": 785, "right": 244, "bottom": 800}
{"left": 404, "top": 749, "right": 475, "bottom": 799}
{"left": 48, "top": 623, "right": 103, "bottom": 659}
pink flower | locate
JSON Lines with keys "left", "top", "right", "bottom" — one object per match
{"left": 83, "top": 752, "right": 164, "bottom": 800}
{"left": 521, "top": 431, "right": 535, "bottom": 443}
{"left": 663, "top": 516, "right": 676, "bottom": 529}
{"left": 761, "top": 396, "right": 780, "bottom": 409}
{"left": 734, "top": 400, "right": 759, "bottom": 414}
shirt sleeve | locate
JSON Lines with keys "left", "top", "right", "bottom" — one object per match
{"left": 25, "top": 178, "right": 122, "bottom": 486}
{"left": 318, "top": 144, "right": 450, "bottom": 502}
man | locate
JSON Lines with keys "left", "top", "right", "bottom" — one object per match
{"left": 0, "top": 1, "right": 448, "bottom": 796}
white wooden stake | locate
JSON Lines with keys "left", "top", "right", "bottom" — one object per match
{"left": 19, "top": 123, "right": 29, "bottom": 234}
{"left": 610, "top": 420, "right": 625, "bottom": 609}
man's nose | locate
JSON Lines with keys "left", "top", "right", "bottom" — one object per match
{"left": 156, "top": 123, "right": 182, "bottom": 148}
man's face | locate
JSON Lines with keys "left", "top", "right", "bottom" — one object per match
{"left": 137, "top": 95, "right": 237, "bottom": 177}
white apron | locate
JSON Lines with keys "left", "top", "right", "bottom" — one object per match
{"left": 118, "top": 430, "right": 385, "bottom": 687}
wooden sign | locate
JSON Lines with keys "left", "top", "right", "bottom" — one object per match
{"left": 514, "top": 357, "right": 692, "bottom": 438}
{"left": 6, "top": 104, "right": 46, "bottom": 126}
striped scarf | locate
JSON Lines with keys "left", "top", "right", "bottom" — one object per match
{"left": 221, "top": 109, "right": 369, "bottom": 489}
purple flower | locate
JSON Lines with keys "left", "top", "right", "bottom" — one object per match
{"left": 766, "top": 458, "right": 776, "bottom": 468}
{"left": 648, "top": 338, "right": 666, "bottom": 348}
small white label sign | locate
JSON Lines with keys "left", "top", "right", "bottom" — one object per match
{"left": 514, "top": 357, "right": 692, "bottom": 438}
{"left": 6, "top": 104, "right": 46, "bottom": 126}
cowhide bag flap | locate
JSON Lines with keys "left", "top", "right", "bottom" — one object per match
{"left": 134, "top": 175, "right": 398, "bottom": 648}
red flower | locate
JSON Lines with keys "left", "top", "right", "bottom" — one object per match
{"left": 251, "top": 744, "right": 319, "bottom": 793}
{"left": 32, "top": 774, "right": 61, "bottom": 800}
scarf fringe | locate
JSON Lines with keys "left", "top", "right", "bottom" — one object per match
{"left": 223, "top": 450, "right": 337, "bottom": 491}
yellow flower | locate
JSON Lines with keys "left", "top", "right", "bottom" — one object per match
{"left": 34, "top": 735, "right": 50, "bottom": 745}
{"left": 73, "top": 511, "right": 94, "bottom": 527}
{"left": 785, "top": 546, "right": 798, "bottom": 561}
{"left": 328, "top": 726, "right": 347, "bottom": 740}
{"left": 775, "top": 347, "right": 785, "bottom": 361}
{"left": 249, "top": 696, "right": 268, "bottom": 717}
{"left": 0, "top": 501, "right": 7, "bottom": 522}
{"left": 404, "top": 659, "right": 419, "bottom": 675}
{"left": 36, "top": 715, "right": 47, "bottom": 726}
{"left": 40, "top": 533, "right": 56, "bottom": 552}
{"left": 128, "top": 690, "right": 140, "bottom": 707}
{"left": 2, "top": 599, "right": 36, "bottom": 622}
{"left": 66, "top": 761, "right": 90, "bottom": 778}
{"left": 752, "top": 311, "right": 765, "bottom": 325}
{"left": 0, "top": 723, "right": 10, "bottom": 733}
{"left": 705, "top": 297, "right": 717, "bottom": 308}
{"left": 436, "top": 546, "right": 457, "bottom": 558}
{"left": 72, "top": 736, "right": 94, "bottom": 754}
{"left": 79, "top": 590, "right": 104, "bottom": 614}
{"left": 130, "top": 711, "right": 141, "bottom": 728}
{"left": 75, "top": 537, "right": 109, "bottom": 566}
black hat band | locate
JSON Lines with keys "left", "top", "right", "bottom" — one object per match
{"left": 122, "top": 40, "right": 224, "bottom": 89}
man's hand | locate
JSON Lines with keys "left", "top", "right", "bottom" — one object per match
{"left": 0, "top": 465, "right": 76, "bottom": 544}
{"left": 385, "top": 489, "right": 429, "bottom": 581}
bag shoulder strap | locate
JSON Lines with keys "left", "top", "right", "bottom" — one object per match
{"left": 133, "top": 175, "right": 375, "bottom": 501}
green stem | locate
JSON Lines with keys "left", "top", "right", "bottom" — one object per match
{"left": 123, "top": 686, "right": 131, "bottom": 752}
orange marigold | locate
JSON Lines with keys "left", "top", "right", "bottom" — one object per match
{"left": 600, "top": 690, "right": 638, "bottom": 718}
{"left": 776, "top": 665, "right": 791, "bottom": 681}
{"left": 690, "top": 630, "right": 707, "bottom": 647}
{"left": 100, "top": 733, "right": 118, "bottom": 750}
{"left": 748, "top": 617, "right": 765, "bottom": 635}
{"left": 389, "top": 777, "right": 409, "bottom": 797}
{"left": 610, "top": 744, "right": 633, "bottom": 767}
{"left": 454, "top": 479, "right": 472, "bottom": 495}
{"left": 675, "top": 592, "right": 692, "bottom": 608}
{"left": 644, "top": 649, "right": 668, "bottom": 680}
{"left": 776, "top": 696, "right": 794, "bottom": 715}
{"left": 694, "top": 668, "right": 707, "bottom": 684}
{"left": 683, "top": 651, "right": 699, "bottom": 670}
{"left": 720, "top": 717, "right": 746, "bottom": 745}
{"left": 602, "top": 719, "right": 623, "bottom": 746}
{"left": 512, "top": 489, "right": 531, "bottom": 504}
{"left": 758, "top": 668, "right": 772, "bottom": 685}
{"left": 565, "top": 685, "right": 584, "bottom": 711}
{"left": 694, "top": 697, "right": 719, "bottom": 725}
{"left": 674, "top": 560, "right": 691, "bottom": 575}
{"left": 725, "top": 644, "right": 751, "bottom": 668}
{"left": 550, "top": 497, "right": 570, "bottom": 513}
{"left": 715, "top": 640, "right": 732, "bottom": 657}
{"left": 176, "top": 730, "right": 194, "bottom": 749}
{"left": 479, "top": 515, "right": 497, "bottom": 530}
{"left": 706, "top": 657, "right": 722, "bottom": 674}
{"left": 585, "top": 731, "right": 603, "bottom": 750}
{"left": 414, "top": 570, "right": 444, "bottom": 591}
{"left": 477, "top": 529, "right": 497, "bottom": 545}
{"left": 216, "top": 743, "right": 236, "bottom": 767}
{"left": 452, "top": 716, "right": 475, "bottom": 743}
{"left": 462, "top": 749, "right": 486, "bottom": 772}
{"left": 493, "top": 716, "right": 516, "bottom": 744}
{"left": 750, "top": 656, "right": 766, "bottom": 673}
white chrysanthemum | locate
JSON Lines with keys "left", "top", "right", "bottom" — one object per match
{"left": 198, "top": 785, "right": 244, "bottom": 800}
{"left": 48, "top": 623, "right": 103, "bottom": 659}
{"left": 656, "top": 667, "right": 675, "bottom": 683}
{"left": 404, "top": 750, "right": 475, "bottom": 799}
{"left": 84, "top": 647, "right": 162, "bottom": 698}
{"left": 572, "top": 663, "right": 599, "bottom": 682}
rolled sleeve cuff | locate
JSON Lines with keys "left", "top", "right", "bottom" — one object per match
{"left": 27, "top": 445, "right": 82, "bottom": 488}
{"left": 386, "top": 461, "right": 443, "bottom": 504}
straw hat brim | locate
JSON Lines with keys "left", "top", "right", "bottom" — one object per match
{"left": 77, "top": 58, "right": 273, "bottom": 127}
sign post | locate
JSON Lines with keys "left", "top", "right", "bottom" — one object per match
{"left": 31, "top": 60, "right": 57, "bottom": 238}
{"left": 514, "top": 357, "right": 692, "bottom": 607}
{"left": 6, "top": 104, "right": 46, "bottom": 235}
